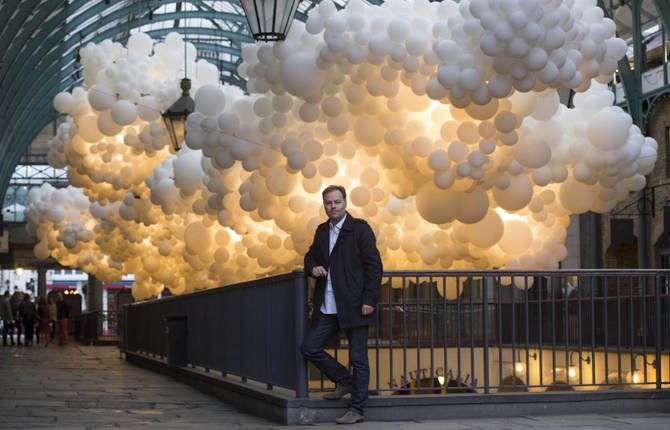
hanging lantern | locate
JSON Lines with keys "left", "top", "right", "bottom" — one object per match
{"left": 240, "top": 0, "right": 300, "bottom": 41}
{"left": 162, "top": 78, "right": 195, "bottom": 151}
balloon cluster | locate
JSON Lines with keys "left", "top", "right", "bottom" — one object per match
{"left": 26, "top": 0, "right": 657, "bottom": 300}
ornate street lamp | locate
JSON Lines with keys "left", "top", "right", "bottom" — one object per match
{"left": 162, "top": 77, "right": 195, "bottom": 151}
{"left": 240, "top": 0, "right": 300, "bottom": 41}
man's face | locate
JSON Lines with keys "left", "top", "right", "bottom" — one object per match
{"left": 323, "top": 190, "right": 347, "bottom": 222}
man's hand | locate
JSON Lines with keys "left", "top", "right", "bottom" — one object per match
{"left": 311, "top": 266, "right": 328, "bottom": 278}
{"left": 361, "top": 304, "right": 374, "bottom": 316}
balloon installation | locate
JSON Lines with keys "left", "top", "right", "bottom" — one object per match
{"left": 26, "top": 0, "right": 657, "bottom": 300}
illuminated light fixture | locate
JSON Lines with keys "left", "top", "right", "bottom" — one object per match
{"left": 162, "top": 78, "right": 194, "bottom": 151}
{"left": 15, "top": 267, "right": 23, "bottom": 276}
{"left": 240, "top": 0, "right": 300, "bottom": 41}
{"left": 514, "top": 349, "right": 537, "bottom": 375}
{"left": 568, "top": 351, "right": 591, "bottom": 380}
{"left": 437, "top": 375, "right": 445, "bottom": 386}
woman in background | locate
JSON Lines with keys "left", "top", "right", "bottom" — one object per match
{"left": 48, "top": 295, "right": 57, "bottom": 342}
{"left": 37, "top": 297, "right": 50, "bottom": 347}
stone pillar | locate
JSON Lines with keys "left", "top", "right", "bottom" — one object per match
{"left": 87, "top": 274, "right": 103, "bottom": 312}
{"left": 37, "top": 266, "right": 47, "bottom": 298}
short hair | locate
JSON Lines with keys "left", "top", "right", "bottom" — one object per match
{"left": 322, "top": 185, "right": 347, "bottom": 200}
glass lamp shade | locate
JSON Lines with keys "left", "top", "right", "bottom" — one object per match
{"left": 162, "top": 78, "right": 195, "bottom": 151}
{"left": 241, "top": 0, "right": 300, "bottom": 41}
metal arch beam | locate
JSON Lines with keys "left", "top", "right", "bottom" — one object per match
{"left": 0, "top": 0, "right": 95, "bottom": 86}
{"left": 2, "top": 5, "right": 249, "bottom": 113}
{"left": 0, "top": 8, "right": 252, "bottom": 145}
{"left": 143, "top": 26, "right": 251, "bottom": 42}
{"left": 1, "top": 1, "right": 248, "bottom": 116}
{"left": 653, "top": 0, "right": 670, "bottom": 41}
{"left": 0, "top": 0, "right": 43, "bottom": 52}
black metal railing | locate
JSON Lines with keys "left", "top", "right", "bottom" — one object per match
{"left": 123, "top": 272, "right": 308, "bottom": 397}
{"left": 121, "top": 269, "right": 670, "bottom": 398}
{"left": 315, "top": 270, "right": 670, "bottom": 395}
{"left": 80, "top": 310, "right": 121, "bottom": 344}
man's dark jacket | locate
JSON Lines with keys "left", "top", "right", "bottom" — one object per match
{"left": 304, "top": 212, "right": 383, "bottom": 329}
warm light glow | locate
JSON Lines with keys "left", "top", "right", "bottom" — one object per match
{"left": 514, "top": 361, "right": 526, "bottom": 375}
{"left": 633, "top": 372, "right": 641, "bottom": 384}
{"left": 15, "top": 267, "right": 23, "bottom": 276}
{"left": 437, "top": 375, "right": 445, "bottom": 386}
{"left": 568, "top": 366, "right": 577, "bottom": 379}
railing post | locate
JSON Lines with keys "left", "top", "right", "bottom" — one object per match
{"left": 294, "top": 269, "right": 308, "bottom": 398}
{"left": 654, "top": 274, "right": 662, "bottom": 389}
{"left": 482, "top": 276, "right": 490, "bottom": 394}
{"left": 94, "top": 311, "right": 100, "bottom": 343}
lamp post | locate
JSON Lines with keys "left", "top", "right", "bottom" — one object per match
{"left": 162, "top": 78, "right": 195, "bottom": 151}
{"left": 240, "top": 0, "right": 301, "bottom": 41}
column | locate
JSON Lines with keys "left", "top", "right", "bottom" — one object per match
{"left": 87, "top": 274, "right": 103, "bottom": 312}
{"left": 37, "top": 266, "right": 47, "bottom": 298}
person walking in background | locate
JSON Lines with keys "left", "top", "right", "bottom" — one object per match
{"left": 48, "top": 294, "right": 57, "bottom": 341}
{"left": 1, "top": 291, "right": 14, "bottom": 346}
{"left": 10, "top": 291, "right": 22, "bottom": 345}
{"left": 37, "top": 297, "right": 50, "bottom": 347}
{"left": 56, "top": 292, "right": 69, "bottom": 346}
{"left": 19, "top": 294, "right": 36, "bottom": 346}
{"left": 301, "top": 185, "right": 383, "bottom": 425}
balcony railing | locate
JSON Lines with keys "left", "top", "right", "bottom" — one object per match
{"left": 121, "top": 269, "right": 670, "bottom": 397}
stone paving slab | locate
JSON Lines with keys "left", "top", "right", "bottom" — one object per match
{"left": 2, "top": 343, "right": 670, "bottom": 429}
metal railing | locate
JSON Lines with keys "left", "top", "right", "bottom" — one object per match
{"left": 123, "top": 272, "right": 308, "bottom": 396}
{"left": 80, "top": 310, "right": 121, "bottom": 344}
{"left": 318, "top": 270, "right": 670, "bottom": 394}
{"left": 121, "top": 269, "right": 670, "bottom": 398}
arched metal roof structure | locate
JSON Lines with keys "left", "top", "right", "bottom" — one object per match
{"left": 0, "top": 0, "right": 361, "bottom": 201}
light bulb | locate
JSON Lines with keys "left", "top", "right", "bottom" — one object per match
{"left": 437, "top": 375, "right": 445, "bottom": 386}
{"left": 515, "top": 361, "right": 525, "bottom": 375}
{"left": 568, "top": 366, "right": 577, "bottom": 379}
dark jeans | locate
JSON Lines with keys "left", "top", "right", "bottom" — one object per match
{"left": 301, "top": 313, "right": 369, "bottom": 414}
{"left": 23, "top": 319, "right": 34, "bottom": 345}
{"left": 2, "top": 320, "right": 14, "bottom": 345}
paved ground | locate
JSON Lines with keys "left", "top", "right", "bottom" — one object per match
{"left": 0, "top": 343, "right": 669, "bottom": 429}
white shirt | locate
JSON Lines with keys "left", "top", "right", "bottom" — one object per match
{"left": 321, "top": 214, "right": 347, "bottom": 314}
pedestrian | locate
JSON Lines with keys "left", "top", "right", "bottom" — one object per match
{"left": 37, "top": 297, "right": 50, "bottom": 347}
{"left": 1, "top": 291, "right": 14, "bottom": 346}
{"left": 301, "top": 185, "right": 383, "bottom": 424}
{"left": 11, "top": 291, "right": 23, "bottom": 345}
{"left": 19, "top": 294, "right": 36, "bottom": 346}
{"left": 48, "top": 294, "right": 57, "bottom": 342}
{"left": 56, "top": 292, "right": 69, "bottom": 346}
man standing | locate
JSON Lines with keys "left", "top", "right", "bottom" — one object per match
{"left": 302, "top": 185, "right": 383, "bottom": 424}
{"left": 56, "top": 292, "right": 69, "bottom": 346}
{"left": 1, "top": 291, "right": 14, "bottom": 346}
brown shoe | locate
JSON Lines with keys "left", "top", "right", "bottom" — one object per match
{"left": 323, "top": 384, "right": 352, "bottom": 400}
{"left": 335, "top": 409, "right": 364, "bottom": 424}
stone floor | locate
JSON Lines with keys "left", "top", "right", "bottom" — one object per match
{"left": 0, "top": 342, "right": 669, "bottom": 429}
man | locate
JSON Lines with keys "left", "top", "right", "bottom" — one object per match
{"left": 56, "top": 292, "right": 69, "bottom": 346}
{"left": 302, "top": 185, "right": 383, "bottom": 424}
{"left": 10, "top": 291, "right": 22, "bottom": 345}
{"left": 1, "top": 291, "right": 14, "bottom": 346}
